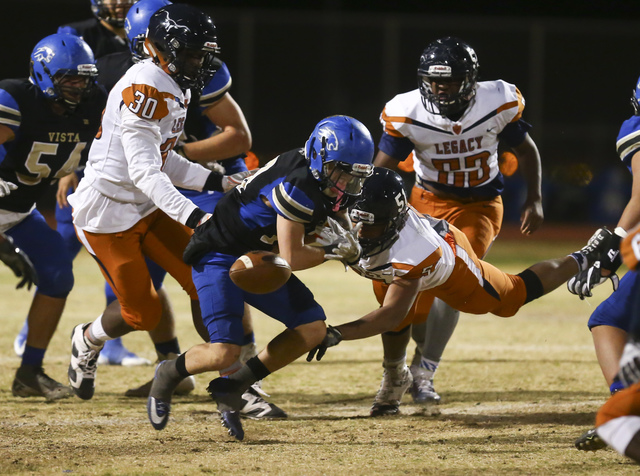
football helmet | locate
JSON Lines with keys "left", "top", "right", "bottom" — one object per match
{"left": 417, "top": 36, "right": 479, "bottom": 116}
{"left": 30, "top": 33, "right": 98, "bottom": 112}
{"left": 145, "top": 4, "right": 220, "bottom": 91}
{"left": 632, "top": 74, "right": 640, "bottom": 116}
{"left": 350, "top": 168, "right": 408, "bottom": 257}
{"left": 305, "top": 115, "right": 375, "bottom": 211}
{"left": 91, "top": 0, "right": 137, "bottom": 28}
{"left": 124, "top": 0, "right": 172, "bottom": 59}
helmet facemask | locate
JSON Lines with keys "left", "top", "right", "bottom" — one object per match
{"left": 92, "top": 0, "right": 137, "bottom": 28}
{"left": 418, "top": 71, "right": 476, "bottom": 117}
{"left": 321, "top": 159, "right": 374, "bottom": 211}
{"left": 350, "top": 206, "right": 408, "bottom": 258}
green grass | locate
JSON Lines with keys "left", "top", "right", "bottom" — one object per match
{"left": 0, "top": 240, "right": 636, "bottom": 475}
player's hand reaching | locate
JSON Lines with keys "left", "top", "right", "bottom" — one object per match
{"left": 520, "top": 198, "right": 543, "bottom": 235}
{"left": 306, "top": 325, "right": 343, "bottom": 362}
{"left": 317, "top": 218, "right": 362, "bottom": 265}
{"left": 0, "top": 235, "right": 38, "bottom": 290}
{"left": 0, "top": 177, "right": 17, "bottom": 198}
{"left": 221, "top": 169, "right": 257, "bottom": 192}
{"left": 56, "top": 172, "right": 79, "bottom": 208}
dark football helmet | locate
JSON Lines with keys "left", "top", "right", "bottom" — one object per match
{"left": 305, "top": 115, "right": 375, "bottom": 211}
{"left": 145, "top": 3, "right": 220, "bottom": 91}
{"left": 349, "top": 167, "right": 408, "bottom": 257}
{"left": 30, "top": 33, "right": 98, "bottom": 112}
{"left": 91, "top": 0, "right": 137, "bottom": 28}
{"left": 125, "top": 0, "right": 172, "bottom": 59}
{"left": 417, "top": 36, "right": 479, "bottom": 117}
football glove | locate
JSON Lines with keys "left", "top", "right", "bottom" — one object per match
{"left": 221, "top": 169, "right": 257, "bottom": 193}
{"left": 317, "top": 218, "right": 362, "bottom": 265}
{"left": 0, "top": 235, "right": 38, "bottom": 290}
{"left": 0, "top": 177, "right": 17, "bottom": 197}
{"left": 617, "top": 338, "right": 640, "bottom": 388}
{"left": 567, "top": 227, "right": 623, "bottom": 299}
{"left": 306, "top": 325, "right": 343, "bottom": 362}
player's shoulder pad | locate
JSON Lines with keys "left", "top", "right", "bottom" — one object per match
{"left": 200, "top": 61, "right": 231, "bottom": 109}
{"left": 0, "top": 79, "right": 31, "bottom": 131}
{"left": 121, "top": 63, "right": 180, "bottom": 120}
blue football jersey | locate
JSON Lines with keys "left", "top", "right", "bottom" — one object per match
{"left": 0, "top": 79, "right": 107, "bottom": 212}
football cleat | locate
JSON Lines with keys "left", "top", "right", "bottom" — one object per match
{"left": 97, "top": 337, "right": 151, "bottom": 366}
{"left": 410, "top": 365, "right": 441, "bottom": 404}
{"left": 12, "top": 365, "right": 74, "bottom": 401}
{"left": 147, "top": 361, "right": 183, "bottom": 431}
{"left": 13, "top": 321, "right": 28, "bottom": 358}
{"left": 68, "top": 323, "right": 103, "bottom": 400}
{"left": 220, "top": 411, "right": 244, "bottom": 441}
{"left": 239, "top": 385, "right": 288, "bottom": 420}
{"left": 574, "top": 428, "right": 607, "bottom": 452}
{"left": 370, "top": 364, "right": 413, "bottom": 417}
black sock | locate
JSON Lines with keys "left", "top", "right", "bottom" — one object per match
{"left": 175, "top": 352, "right": 191, "bottom": 378}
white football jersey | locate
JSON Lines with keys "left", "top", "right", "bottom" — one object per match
{"left": 381, "top": 80, "right": 524, "bottom": 191}
{"left": 69, "top": 59, "right": 210, "bottom": 233}
{"left": 351, "top": 207, "right": 458, "bottom": 289}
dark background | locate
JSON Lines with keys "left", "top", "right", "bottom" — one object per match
{"left": 4, "top": 1, "right": 640, "bottom": 225}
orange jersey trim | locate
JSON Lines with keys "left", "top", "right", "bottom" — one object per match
{"left": 381, "top": 108, "right": 411, "bottom": 138}
{"left": 392, "top": 246, "right": 443, "bottom": 280}
{"left": 122, "top": 84, "right": 175, "bottom": 120}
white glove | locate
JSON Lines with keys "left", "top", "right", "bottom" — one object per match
{"left": 0, "top": 178, "right": 17, "bottom": 197}
{"left": 317, "top": 217, "right": 362, "bottom": 265}
{"left": 221, "top": 169, "right": 257, "bottom": 193}
{"left": 617, "top": 339, "right": 640, "bottom": 388}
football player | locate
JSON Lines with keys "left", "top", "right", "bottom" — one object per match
{"left": 58, "top": 0, "right": 137, "bottom": 58}
{"left": 13, "top": 0, "right": 144, "bottom": 366}
{"left": 146, "top": 115, "right": 375, "bottom": 440}
{"left": 65, "top": 4, "right": 250, "bottom": 401}
{"left": 590, "top": 226, "right": 640, "bottom": 463}
{"left": 307, "top": 168, "right": 611, "bottom": 417}
{"left": 371, "top": 37, "right": 544, "bottom": 412}
{"left": 572, "top": 75, "right": 640, "bottom": 451}
{"left": 0, "top": 33, "right": 107, "bottom": 400}
{"left": 86, "top": 0, "right": 285, "bottom": 419}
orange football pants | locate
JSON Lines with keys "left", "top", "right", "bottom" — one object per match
{"left": 597, "top": 381, "right": 640, "bottom": 427}
{"left": 78, "top": 209, "right": 198, "bottom": 331}
{"left": 373, "top": 222, "right": 526, "bottom": 331}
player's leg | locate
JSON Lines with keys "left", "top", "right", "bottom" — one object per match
{"left": 413, "top": 297, "right": 457, "bottom": 404}
{"left": 595, "top": 381, "right": 640, "bottom": 463}
{"left": 7, "top": 211, "right": 74, "bottom": 400}
{"left": 70, "top": 221, "right": 163, "bottom": 400}
{"left": 369, "top": 280, "right": 414, "bottom": 416}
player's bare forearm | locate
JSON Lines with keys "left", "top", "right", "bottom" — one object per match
{"left": 373, "top": 150, "right": 401, "bottom": 171}
{"left": 513, "top": 134, "right": 543, "bottom": 234}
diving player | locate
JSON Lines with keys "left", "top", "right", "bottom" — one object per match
{"left": 372, "top": 37, "right": 544, "bottom": 413}
{"left": 0, "top": 33, "right": 107, "bottom": 400}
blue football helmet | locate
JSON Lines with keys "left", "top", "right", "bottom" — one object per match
{"left": 145, "top": 4, "right": 220, "bottom": 92}
{"left": 350, "top": 168, "right": 408, "bottom": 257}
{"left": 125, "top": 0, "right": 171, "bottom": 59}
{"left": 91, "top": 0, "right": 138, "bottom": 28}
{"left": 418, "top": 37, "right": 479, "bottom": 116}
{"left": 30, "top": 33, "right": 98, "bottom": 112}
{"left": 305, "top": 115, "right": 375, "bottom": 211}
{"left": 632, "top": 74, "right": 640, "bottom": 116}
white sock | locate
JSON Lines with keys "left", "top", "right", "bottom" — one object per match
{"left": 88, "top": 314, "right": 113, "bottom": 344}
{"left": 383, "top": 355, "right": 406, "bottom": 371}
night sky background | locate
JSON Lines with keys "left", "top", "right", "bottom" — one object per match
{"left": 4, "top": 1, "right": 640, "bottom": 224}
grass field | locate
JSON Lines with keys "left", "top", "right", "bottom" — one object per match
{"left": 1, "top": 236, "right": 637, "bottom": 475}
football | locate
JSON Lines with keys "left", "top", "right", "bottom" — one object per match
{"left": 229, "top": 250, "right": 292, "bottom": 294}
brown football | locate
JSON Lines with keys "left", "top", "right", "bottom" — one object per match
{"left": 229, "top": 250, "right": 292, "bottom": 294}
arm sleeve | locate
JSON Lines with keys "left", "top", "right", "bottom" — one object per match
{"left": 378, "top": 133, "right": 415, "bottom": 162}
{"left": 119, "top": 107, "right": 198, "bottom": 225}
{"left": 162, "top": 150, "right": 212, "bottom": 190}
{"left": 497, "top": 119, "right": 532, "bottom": 147}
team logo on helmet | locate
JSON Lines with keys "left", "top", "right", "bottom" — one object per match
{"left": 33, "top": 46, "right": 55, "bottom": 63}
{"left": 158, "top": 10, "right": 192, "bottom": 35}
{"left": 317, "top": 126, "right": 339, "bottom": 153}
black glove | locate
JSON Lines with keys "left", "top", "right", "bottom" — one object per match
{"left": 0, "top": 235, "right": 38, "bottom": 290}
{"left": 567, "top": 228, "right": 623, "bottom": 299}
{"left": 306, "top": 325, "right": 343, "bottom": 362}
